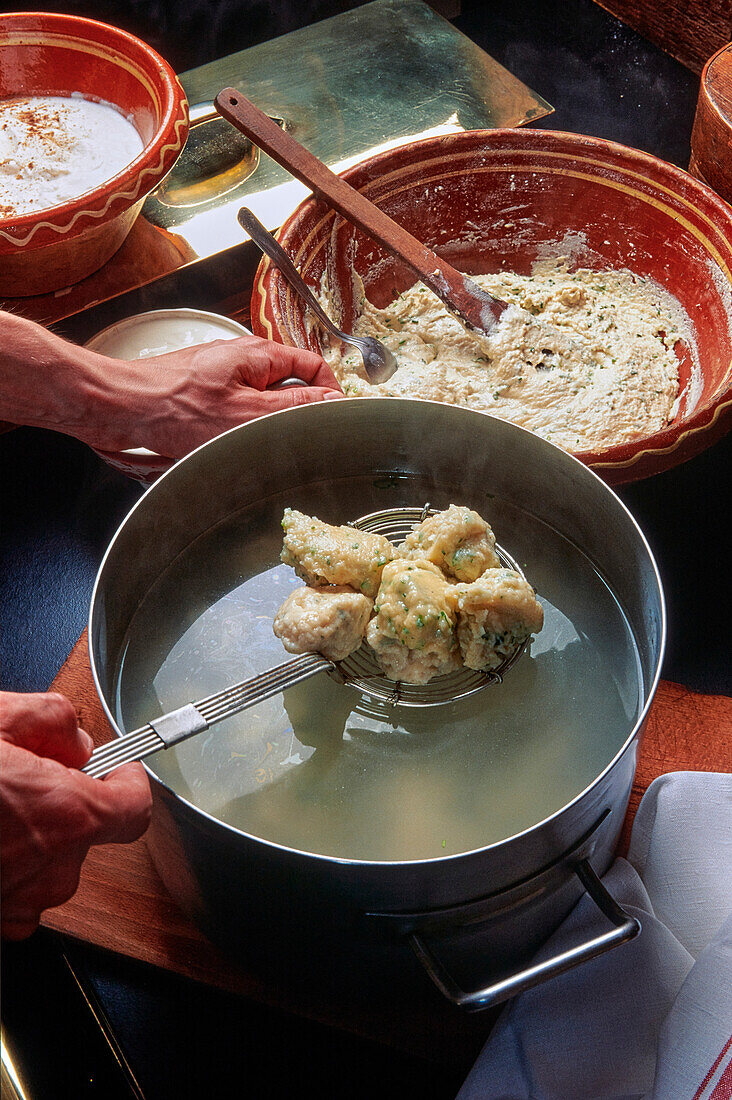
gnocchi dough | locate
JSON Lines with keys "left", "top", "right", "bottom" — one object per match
{"left": 322, "top": 261, "right": 685, "bottom": 453}
{"left": 366, "top": 559, "right": 461, "bottom": 684}
{"left": 449, "top": 568, "right": 545, "bottom": 671}
{"left": 274, "top": 505, "right": 544, "bottom": 684}
{"left": 398, "top": 504, "right": 500, "bottom": 581}
{"left": 281, "top": 508, "right": 395, "bottom": 598}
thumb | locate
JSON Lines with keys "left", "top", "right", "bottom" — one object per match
{"left": 82, "top": 762, "right": 152, "bottom": 845}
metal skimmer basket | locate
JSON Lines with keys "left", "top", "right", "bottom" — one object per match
{"left": 340, "top": 504, "right": 528, "bottom": 706}
{"left": 83, "top": 505, "right": 529, "bottom": 778}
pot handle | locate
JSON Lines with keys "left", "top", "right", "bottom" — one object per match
{"left": 410, "top": 859, "right": 640, "bottom": 1012}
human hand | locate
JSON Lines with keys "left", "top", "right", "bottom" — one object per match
{"left": 0, "top": 691, "right": 152, "bottom": 940}
{"left": 93, "top": 334, "right": 345, "bottom": 459}
{"left": 0, "top": 313, "right": 345, "bottom": 458}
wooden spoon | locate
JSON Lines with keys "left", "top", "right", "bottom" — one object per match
{"left": 214, "top": 88, "right": 508, "bottom": 337}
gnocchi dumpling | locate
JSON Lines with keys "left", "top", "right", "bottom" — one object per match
{"left": 449, "top": 568, "right": 544, "bottom": 671}
{"left": 398, "top": 504, "right": 500, "bottom": 582}
{"left": 366, "top": 559, "right": 461, "bottom": 684}
{"left": 281, "top": 508, "right": 395, "bottom": 598}
{"left": 273, "top": 586, "right": 372, "bottom": 662}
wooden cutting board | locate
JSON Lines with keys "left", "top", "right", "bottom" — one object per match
{"left": 41, "top": 630, "right": 732, "bottom": 1063}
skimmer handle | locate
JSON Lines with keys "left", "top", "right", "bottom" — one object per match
{"left": 82, "top": 653, "right": 333, "bottom": 779}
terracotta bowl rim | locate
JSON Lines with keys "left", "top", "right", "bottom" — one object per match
{"left": 0, "top": 11, "right": 189, "bottom": 244}
{"left": 252, "top": 126, "right": 732, "bottom": 479}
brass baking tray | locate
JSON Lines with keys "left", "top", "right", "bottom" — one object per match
{"left": 42, "top": 0, "right": 551, "bottom": 340}
{"left": 143, "top": 0, "right": 552, "bottom": 259}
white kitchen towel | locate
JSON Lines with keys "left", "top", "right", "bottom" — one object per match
{"left": 457, "top": 772, "right": 732, "bottom": 1100}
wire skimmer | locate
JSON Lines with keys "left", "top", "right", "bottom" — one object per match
{"left": 83, "top": 505, "right": 529, "bottom": 779}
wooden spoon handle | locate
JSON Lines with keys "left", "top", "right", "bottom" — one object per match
{"left": 214, "top": 88, "right": 502, "bottom": 332}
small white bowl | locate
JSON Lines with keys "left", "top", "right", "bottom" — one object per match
{"left": 86, "top": 308, "right": 251, "bottom": 483}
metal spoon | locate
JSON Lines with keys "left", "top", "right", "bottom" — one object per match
{"left": 238, "top": 207, "right": 397, "bottom": 385}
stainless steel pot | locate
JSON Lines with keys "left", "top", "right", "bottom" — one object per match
{"left": 89, "top": 399, "right": 665, "bottom": 1010}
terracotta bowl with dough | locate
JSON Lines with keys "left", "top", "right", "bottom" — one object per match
{"left": 0, "top": 12, "right": 188, "bottom": 296}
{"left": 250, "top": 128, "right": 732, "bottom": 484}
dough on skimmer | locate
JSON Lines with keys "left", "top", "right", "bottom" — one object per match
{"left": 276, "top": 505, "right": 544, "bottom": 685}
{"left": 449, "top": 567, "right": 544, "bottom": 671}
{"left": 273, "top": 585, "right": 372, "bottom": 662}
{"left": 280, "top": 508, "right": 395, "bottom": 598}
{"left": 366, "top": 559, "right": 461, "bottom": 684}
{"left": 398, "top": 504, "right": 500, "bottom": 581}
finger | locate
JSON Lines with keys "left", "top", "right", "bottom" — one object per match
{"left": 0, "top": 692, "right": 92, "bottom": 767}
{"left": 212, "top": 385, "right": 345, "bottom": 425}
{"left": 262, "top": 386, "right": 347, "bottom": 413}
{"left": 260, "top": 342, "right": 342, "bottom": 389}
{"left": 83, "top": 763, "right": 152, "bottom": 845}
{"left": 4, "top": 861, "right": 86, "bottom": 916}
{"left": 296, "top": 359, "right": 342, "bottom": 390}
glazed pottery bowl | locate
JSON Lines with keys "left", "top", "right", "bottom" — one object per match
{"left": 251, "top": 128, "right": 732, "bottom": 483}
{"left": 0, "top": 12, "right": 188, "bottom": 296}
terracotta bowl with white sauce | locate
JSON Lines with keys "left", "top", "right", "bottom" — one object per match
{"left": 0, "top": 12, "right": 188, "bottom": 296}
{"left": 250, "top": 128, "right": 732, "bottom": 483}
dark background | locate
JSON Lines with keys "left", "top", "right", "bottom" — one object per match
{"left": 1, "top": 2, "right": 729, "bottom": 1098}
{"left": 9, "top": 0, "right": 366, "bottom": 72}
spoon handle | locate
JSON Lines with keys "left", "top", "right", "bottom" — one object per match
{"left": 215, "top": 88, "right": 503, "bottom": 334}
{"left": 238, "top": 207, "right": 342, "bottom": 340}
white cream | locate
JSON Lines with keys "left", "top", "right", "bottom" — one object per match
{"left": 85, "top": 309, "right": 251, "bottom": 361}
{"left": 0, "top": 94, "right": 143, "bottom": 218}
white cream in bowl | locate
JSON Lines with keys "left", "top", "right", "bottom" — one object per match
{"left": 86, "top": 308, "right": 251, "bottom": 361}
{"left": 0, "top": 94, "right": 143, "bottom": 218}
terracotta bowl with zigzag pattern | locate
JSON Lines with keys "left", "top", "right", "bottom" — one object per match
{"left": 0, "top": 12, "right": 188, "bottom": 296}
{"left": 252, "top": 128, "right": 732, "bottom": 483}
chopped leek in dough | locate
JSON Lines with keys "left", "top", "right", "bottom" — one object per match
{"left": 281, "top": 508, "right": 395, "bottom": 597}
{"left": 398, "top": 504, "right": 500, "bottom": 581}
{"left": 273, "top": 586, "right": 373, "bottom": 662}
{"left": 321, "top": 260, "right": 686, "bottom": 453}
{"left": 449, "top": 568, "right": 544, "bottom": 671}
{"left": 366, "top": 559, "right": 461, "bottom": 684}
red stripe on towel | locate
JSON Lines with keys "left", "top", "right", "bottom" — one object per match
{"left": 693, "top": 1034, "right": 732, "bottom": 1100}
{"left": 709, "top": 1052, "right": 732, "bottom": 1100}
